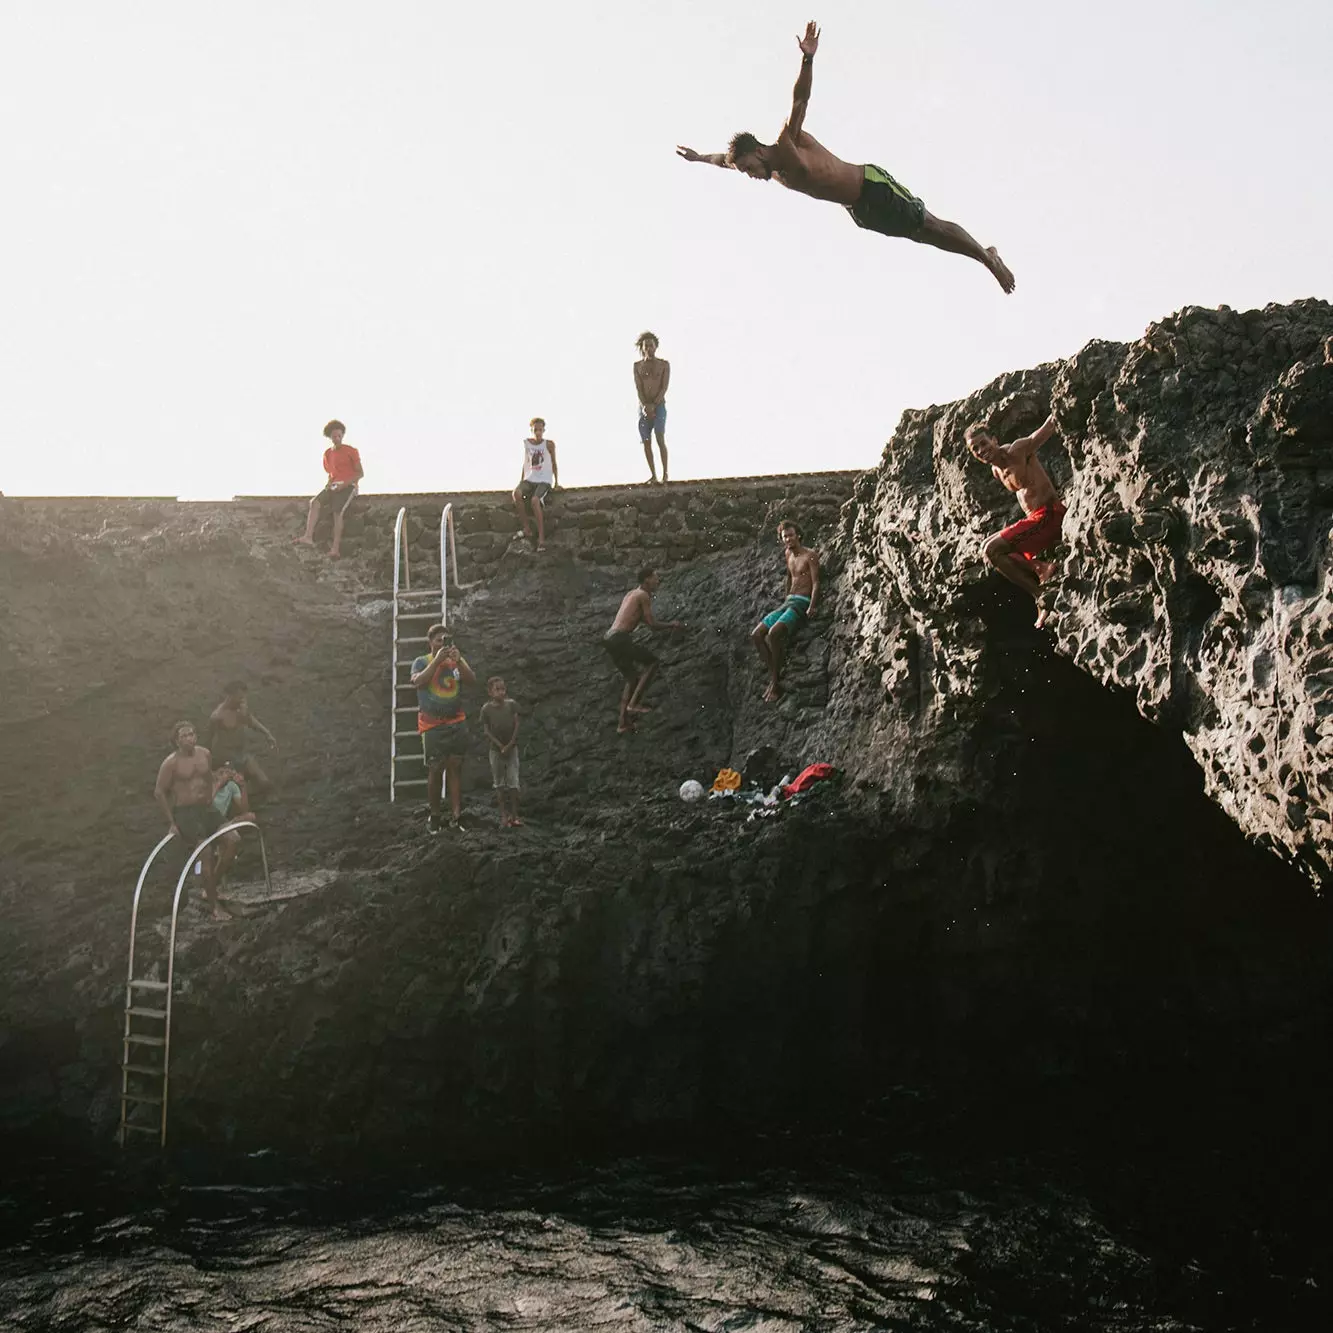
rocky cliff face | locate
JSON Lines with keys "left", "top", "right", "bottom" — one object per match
{"left": 840, "top": 299, "right": 1333, "bottom": 885}
{"left": 2, "top": 314, "right": 1331, "bottom": 1157}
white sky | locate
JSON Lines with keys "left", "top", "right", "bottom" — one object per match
{"left": 1, "top": 1, "right": 1329, "bottom": 498}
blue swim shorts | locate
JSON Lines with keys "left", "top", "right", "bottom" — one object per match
{"left": 638, "top": 403, "right": 667, "bottom": 441}
{"left": 761, "top": 594, "right": 811, "bottom": 631}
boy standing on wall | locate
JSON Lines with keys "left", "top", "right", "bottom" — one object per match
{"left": 513, "top": 417, "right": 558, "bottom": 552}
{"left": 480, "top": 676, "right": 522, "bottom": 827}
{"left": 295, "top": 419, "right": 363, "bottom": 559}
{"left": 410, "top": 624, "right": 475, "bottom": 834}
{"left": 633, "top": 332, "right": 670, "bottom": 485}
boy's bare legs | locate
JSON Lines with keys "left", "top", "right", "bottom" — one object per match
{"left": 295, "top": 497, "right": 321, "bottom": 545}
{"left": 509, "top": 787, "right": 523, "bottom": 827}
{"left": 627, "top": 663, "right": 656, "bottom": 713}
{"left": 656, "top": 431, "right": 669, "bottom": 484}
{"left": 763, "top": 623, "right": 792, "bottom": 702}
{"left": 513, "top": 490, "right": 533, "bottom": 543}
{"left": 495, "top": 783, "right": 509, "bottom": 826}
{"left": 328, "top": 503, "right": 348, "bottom": 558}
{"left": 751, "top": 623, "right": 774, "bottom": 684}
{"left": 242, "top": 756, "right": 273, "bottom": 798}
{"left": 427, "top": 760, "right": 445, "bottom": 821}
{"left": 917, "top": 211, "right": 1014, "bottom": 294}
{"left": 445, "top": 755, "right": 463, "bottom": 820}
{"left": 642, "top": 438, "right": 660, "bottom": 484}
{"left": 533, "top": 498, "right": 546, "bottom": 551}
{"left": 983, "top": 535, "right": 1053, "bottom": 627}
{"left": 618, "top": 680, "right": 636, "bottom": 733}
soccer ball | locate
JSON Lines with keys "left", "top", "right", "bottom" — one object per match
{"left": 679, "top": 779, "right": 705, "bottom": 803}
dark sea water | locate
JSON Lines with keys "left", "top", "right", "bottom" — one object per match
{"left": 2, "top": 1106, "right": 1329, "bottom": 1333}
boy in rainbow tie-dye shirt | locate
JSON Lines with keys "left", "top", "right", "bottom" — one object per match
{"left": 410, "top": 624, "right": 476, "bottom": 833}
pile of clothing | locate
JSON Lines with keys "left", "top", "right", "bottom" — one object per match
{"left": 703, "top": 756, "right": 840, "bottom": 822}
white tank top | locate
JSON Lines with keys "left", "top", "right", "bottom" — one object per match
{"left": 522, "top": 437, "right": 554, "bottom": 484}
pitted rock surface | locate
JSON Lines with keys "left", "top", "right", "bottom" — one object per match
{"left": 839, "top": 299, "right": 1333, "bottom": 885}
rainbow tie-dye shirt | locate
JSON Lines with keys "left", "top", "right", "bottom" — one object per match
{"left": 413, "top": 655, "right": 467, "bottom": 731}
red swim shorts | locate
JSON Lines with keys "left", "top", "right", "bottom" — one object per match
{"left": 999, "top": 500, "right": 1066, "bottom": 560}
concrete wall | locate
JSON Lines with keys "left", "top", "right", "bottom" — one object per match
{"left": 328, "top": 472, "right": 860, "bottom": 579}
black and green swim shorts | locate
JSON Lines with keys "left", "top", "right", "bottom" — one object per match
{"left": 846, "top": 164, "right": 926, "bottom": 239}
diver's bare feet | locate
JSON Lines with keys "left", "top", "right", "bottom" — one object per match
{"left": 510, "top": 816, "right": 524, "bottom": 827}
{"left": 293, "top": 535, "right": 314, "bottom": 546}
{"left": 1035, "top": 604, "right": 1053, "bottom": 629}
{"left": 210, "top": 903, "right": 233, "bottom": 921}
{"left": 627, "top": 703, "right": 653, "bottom": 715}
{"left": 327, "top": 547, "right": 341, "bottom": 559}
{"left": 985, "top": 247, "right": 1015, "bottom": 294}
{"left": 1033, "top": 558, "right": 1057, "bottom": 584}
{"left": 763, "top": 682, "right": 784, "bottom": 703}
{"left": 617, "top": 721, "right": 636, "bottom": 734}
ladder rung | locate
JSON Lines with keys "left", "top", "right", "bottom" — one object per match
{"left": 396, "top": 636, "right": 430, "bottom": 645}
{"left": 394, "top": 754, "right": 426, "bottom": 763}
{"left": 394, "top": 778, "right": 428, "bottom": 788}
{"left": 122, "top": 1122, "right": 160, "bottom": 1135}
{"left": 123, "top": 1063, "right": 164, "bottom": 1077}
{"left": 127, "top": 1006, "right": 168, "bottom": 1019}
{"left": 395, "top": 730, "right": 426, "bottom": 739}
{"left": 396, "top": 611, "right": 441, "bottom": 620}
{"left": 129, "top": 979, "right": 168, "bottom": 990}
{"left": 121, "top": 1092, "right": 164, "bottom": 1105}
{"left": 394, "top": 706, "right": 419, "bottom": 714}
{"left": 127, "top": 1034, "right": 166, "bottom": 1047}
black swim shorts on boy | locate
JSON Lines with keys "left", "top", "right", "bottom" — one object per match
{"left": 846, "top": 164, "right": 926, "bottom": 238}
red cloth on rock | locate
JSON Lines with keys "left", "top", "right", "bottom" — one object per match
{"left": 782, "top": 763, "right": 838, "bottom": 796}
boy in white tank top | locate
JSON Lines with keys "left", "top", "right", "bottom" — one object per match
{"left": 512, "top": 416, "right": 559, "bottom": 551}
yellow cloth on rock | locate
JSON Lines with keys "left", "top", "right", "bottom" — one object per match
{"left": 711, "top": 768, "right": 743, "bottom": 793}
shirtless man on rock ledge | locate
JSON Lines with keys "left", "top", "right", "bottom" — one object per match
{"left": 677, "top": 22, "right": 1014, "bottom": 294}
{"left": 967, "top": 413, "right": 1064, "bottom": 627}
{"left": 153, "top": 722, "right": 240, "bottom": 921}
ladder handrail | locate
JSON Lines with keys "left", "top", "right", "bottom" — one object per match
{"left": 439, "top": 502, "right": 455, "bottom": 626}
{"left": 391, "top": 505, "right": 408, "bottom": 801}
{"left": 162, "top": 820, "right": 271, "bottom": 1147}
{"left": 125, "top": 829, "right": 180, "bottom": 997}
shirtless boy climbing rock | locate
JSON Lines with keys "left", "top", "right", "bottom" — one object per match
{"left": 966, "top": 413, "right": 1064, "bottom": 627}
{"left": 752, "top": 520, "right": 820, "bottom": 702}
{"left": 603, "top": 568, "right": 685, "bottom": 733}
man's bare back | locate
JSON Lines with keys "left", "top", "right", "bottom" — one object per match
{"left": 767, "top": 130, "right": 862, "bottom": 206}
{"left": 609, "top": 587, "right": 651, "bottom": 635}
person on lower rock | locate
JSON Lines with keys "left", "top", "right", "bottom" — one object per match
{"left": 411, "top": 624, "right": 476, "bottom": 834}
{"left": 153, "top": 721, "right": 238, "bottom": 921}
{"left": 480, "top": 675, "right": 522, "bottom": 827}
{"left": 204, "top": 680, "right": 278, "bottom": 799}
{"left": 966, "top": 412, "right": 1063, "bottom": 628}
{"left": 603, "top": 567, "right": 685, "bottom": 733}
{"left": 753, "top": 520, "right": 820, "bottom": 702}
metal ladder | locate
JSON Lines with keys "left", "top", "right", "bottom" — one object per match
{"left": 389, "top": 503, "right": 464, "bottom": 801}
{"left": 119, "top": 821, "right": 271, "bottom": 1147}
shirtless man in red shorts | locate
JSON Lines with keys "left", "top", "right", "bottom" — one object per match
{"left": 676, "top": 22, "right": 1013, "bottom": 293}
{"left": 966, "top": 414, "right": 1063, "bottom": 627}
